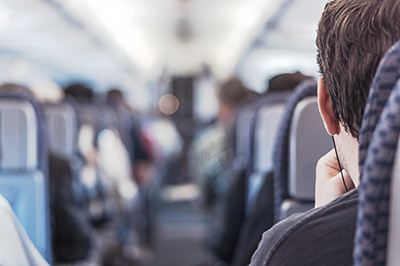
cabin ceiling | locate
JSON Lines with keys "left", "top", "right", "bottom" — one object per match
{"left": 0, "top": 0, "right": 327, "bottom": 92}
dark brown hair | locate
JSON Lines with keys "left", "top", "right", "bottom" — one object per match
{"left": 267, "top": 71, "right": 312, "bottom": 93}
{"left": 316, "top": 0, "right": 400, "bottom": 139}
{"left": 217, "top": 77, "right": 249, "bottom": 107}
{"left": 64, "top": 83, "right": 93, "bottom": 101}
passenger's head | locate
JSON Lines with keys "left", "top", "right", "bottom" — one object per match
{"left": 217, "top": 77, "right": 249, "bottom": 123}
{"left": 267, "top": 71, "right": 312, "bottom": 93}
{"left": 106, "top": 88, "right": 124, "bottom": 105}
{"left": 316, "top": 0, "right": 400, "bottom": 140}
{"left": 316, "top": 0, "right": 400, "bottom": 183}
{"left": 0, "top": 83, "right": 36, "bottom": 101}
{"left": 64, "top": 83, "right": 94, "bottom": 102}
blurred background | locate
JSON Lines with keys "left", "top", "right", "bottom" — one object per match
{"left": 0, "top": 0, "right": 328, "bottom": 265}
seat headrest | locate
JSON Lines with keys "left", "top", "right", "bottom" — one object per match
{"left": 387, "top": 136, "right": 400, "bottom": 266}
{"left": 43, "top": 102, "right": 79, "bottom": 158}
{"left": 0, "top": 99, "right": 38, "bottom": 170}
{"left": 0, "top": 91, "right": 48, "bottom": 174}
{"left": 359, "top": 39, "right": 400, "bottom": 176}
{"left": 235, "top": 105, "right": 256, "bottom": 165}
{"left": 354, "top": 79, "right": 400, "bottom": 266}
{"left": 288, "top": 96, "right": 331, "bottom": 201}
{"left": 272, "top": 79, "right": 317, "bottom": 222}
{"left": 255, "top": 103, "right": 285, "bottom": 173}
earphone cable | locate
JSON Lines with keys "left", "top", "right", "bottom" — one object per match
{"left": 332, "top": 136, "right": 349, "bottom": 192}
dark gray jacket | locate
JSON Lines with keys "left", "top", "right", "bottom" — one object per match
{"left": 250, "top": 189, "right": 358, "bottom": 266}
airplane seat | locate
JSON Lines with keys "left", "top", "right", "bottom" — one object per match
{"left": 354, "top": 80, "right": 400, "bottom": 266}
{"left": 211, "top": 100, "right": 260, "bottom": 263}
{"left": 228, "top": 93, "right": 290, "bottom": 266}
{"left": 0, "top": 90, "right": 52, "bottom": 261}
{"left": 245, "top": 92, "right": 290, "bottom": 216}
{"left": 281, "top": 96, "right": 331, "bottom": 220}
{"left": 43, "top": 101, "right": 79, "bottom": 158}
{"left": 273, "top": 80, "right": 323, "bottom": 222}
{"left": 42, "top": 100, "right": 91, "bottom": 216}
{"left": 233, "top": 104, "right": 256, "bottom": 174}
{"left": 352, "top": 39, "right": 400, "bottom": 266}
{"left": 387, "top": 133, "right": 400, "bottom": 266}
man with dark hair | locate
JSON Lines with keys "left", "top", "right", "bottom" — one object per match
{"left": 250, "top": 0, "right": 400, "bottom": 265}
{"left": 216, "top": 77, "right": 253, "bottom": 124}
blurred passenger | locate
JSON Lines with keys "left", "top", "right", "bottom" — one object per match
{"left": 64, "top": 83, "right": 94, "bottom": 102}
{"left": 250, "top": 0, "right": 400, "bottom": 265}
{"left": 216, "top": 78, "right": 251, "bottom": 127}
{"left": 0, "top": 82, "right": 92, "bottom": 264}
{"left": 189, "top": 78, "right": 256, "bottom": 266}
{"left": 65, "top": 83, "right": 124, "bottom": 265}
{"left": 106, "top": 88, "right": 155, "bottom": 254}
{"left": 0, "top": 194, "right": 49, "bottom": 265}
{"left": 190, "top": 77, "right": 251, "bottom": 208}
{"left": 48, "top": 153, "right": 92, "bottom": 263}
{"left": 106, "top": 89, "right": 153, "bottom": 186}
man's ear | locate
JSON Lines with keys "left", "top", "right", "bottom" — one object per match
{"left": 318, "top": 78, "right": 340, "bottom": 136}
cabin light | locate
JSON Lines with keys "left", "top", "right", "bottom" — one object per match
{"left": 159, "top": 94, "right": 179, "bottom": 115}
{"left": 83, "top": 0, "right": 156, "bottom": 71}
{"left": 234, "top": 5, "right": 260, "bottom": 32}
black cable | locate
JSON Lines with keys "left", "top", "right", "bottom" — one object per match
{"left": 332, "top": 136, "right": 349, "bottom": 192}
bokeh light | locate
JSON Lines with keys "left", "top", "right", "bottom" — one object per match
{"left": 158, "top": 94, "right": 180, "bottom": 115}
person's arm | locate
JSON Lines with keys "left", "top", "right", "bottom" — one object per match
{"left": 315, "top": 149, "right": 355, "bottom": 208}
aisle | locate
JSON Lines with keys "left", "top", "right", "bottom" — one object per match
{"left": 141, "top": 200, "right": 217, "bottom": 266}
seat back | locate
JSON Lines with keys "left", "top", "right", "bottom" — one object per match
{"left": 280, "top": 96, "right": 331, "bottom": 220}
{"left": 0, "top": 95, "right": 51, "bottom": 261}
{"left": 235, "top": 105, "right": 255, "bottom": 169}
{"left": 246, "top": 102, "right": 285, "bottom": 215}
{"left": 43, "top": 102, "right": 78, "bottom": 158}
{"left": 272, "top": 79, "right": 318, "bottom": 222}
{"left": 353, "top": 39, "right": 400, "bottom": 266}
{"left": 254, "top": 104, "right": 285, "bottom": 173}
{"left": 387, "top": 136, "right": 400, "bottom": 266}
{"left": 354, "top": 80, "right": 400, "bottom": 266}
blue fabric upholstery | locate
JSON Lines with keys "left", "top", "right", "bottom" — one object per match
{"left": 354, "top": 39, "right": 400, "bottom": 266}
{"left": 247, "top": 91, "right": 291, "bottom": 177}
{"left": 272, "top": 79, "right": 317, "bottom": 223}
{"left": 358, "top": 40, "right": 400, "bottom": 175}
{"left": 0, "top": 88, "right": 49, "bottom": 175}
{"left": 354, "top": 79, "right": 400, "bottom": 266}
{"left": 0, "top": 87, "right": 52, "bottom": 262}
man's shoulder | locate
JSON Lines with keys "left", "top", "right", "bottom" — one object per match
{"left": 250, "top": 189, "right": 358, "bottom": 266}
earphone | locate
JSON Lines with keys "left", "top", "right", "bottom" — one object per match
{"left": 331, "top": 136, "right": 349, "bottom": 192}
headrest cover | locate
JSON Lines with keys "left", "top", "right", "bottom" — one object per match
{"left": 354, "top": 79, "right": 400, "bottom": 266}
{"left": 272, "top": 79, "right": 317, "bottom": 222}
{"left": 359, "top": 39, "right": 400, "bottom": 177}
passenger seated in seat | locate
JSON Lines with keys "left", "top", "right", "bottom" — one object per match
{"left": 191, "top": 78, "right": 251, "bottom": 208}
{"left": 0, "top": 83, "right": 92, "bottom": 263}
{"left": 250, "top": 0, "right": 400, "bottom": 265}
{"left": 0, "top": 194, "right": 49, "bottom": 266}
